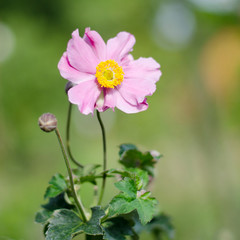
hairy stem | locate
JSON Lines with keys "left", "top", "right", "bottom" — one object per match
{"left": 66, "top": 102, "right": 83, "bottom": 168}
{"left": 55, "top": 128, "right": 87, "bottom": 222}
{"left": 96, "top": 111, "right": 107, "bottom": 205}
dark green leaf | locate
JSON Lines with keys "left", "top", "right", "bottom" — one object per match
{"left": 44, "top": 173, "right": 68, "bottom": 199}
{"left": 42, "top": 192, "right": 75, "bottom": 211}
{"left": 146, "top": 214, "right": 175, "bottom": 239}
{"left": 132, "top": 212, "right": 175, "bottom": 240}
{"left": 35, "top": 209, "right": 52, "bottom": 225}
{"left": 119, "top": 148, "right": 161, "bottom": 177}
{"left": 46, "top": 209, "right": 82, "bottom": 240}
{"left": 80, "top": 206, "right": 105, "bottom": 235}
{"left": 102, "top": 217, "right": 134, "bottom": 240}
{"left": 46, "top": 207, "right": 105, "bottom": 240}
{"left": 119, "top": 144, "right": 138, "bottom": 157}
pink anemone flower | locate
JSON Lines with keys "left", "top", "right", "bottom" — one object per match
{"left": 58, "top": 28, "right": 161, "bottom": 115}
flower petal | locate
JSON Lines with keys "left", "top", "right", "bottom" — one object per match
{"left": 68, "top": 79, "right": 101, "bottom": 115}
{"left": 67, "top": 29, "right": 99, "bottom": 74}
{"left": 58, "top": 52, "right": 96, "bottom": 83}
{"left": 120, "top": 54, "right": 134, "bottom": 66}
{"left": 118, "top": 57, "right": 161, "bottom": 105}
{"left": 83, "top": 27, "right": 107, "bottom": 61}
{"left": 107, "top": 32, "right": 135, "bottom": 62}
{"left": 104, "top": 89, "right": 148, "bottom": 113}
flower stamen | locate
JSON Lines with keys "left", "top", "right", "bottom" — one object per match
{"left": 96, "top": 60, "right": 124, "bottom": 88}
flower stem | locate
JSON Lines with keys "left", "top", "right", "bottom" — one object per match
{"left": 66, "top": 102, "right": 83, "bottom": 168}
{"left": 96, "top": 111, "right": 107, "bottom": 205}
{"left": 55, "top": 128, "right": 87, "bottom": 222}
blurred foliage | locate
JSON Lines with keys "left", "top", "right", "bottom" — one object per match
{"left": 0, "top": 0, "right": 240, "bottom": 239}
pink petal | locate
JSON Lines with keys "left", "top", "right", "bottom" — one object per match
{"left": 104, "top": 89, "right": 148, "bottom": 114}
{"left": 58, "top": 52, "right": 96, "bottom": 83}
{"left": 107, "top": 32, "right": 135, "bottom": 62}
{"left": 68, "top": 79, "right": 101, "bottom": 115}
{"left": 83, "top": 28, "right": 107, "bottom": 61}
{"left": 118, "top": 57, "right": 161, "bottom": 105}
{"left": 121, "top": 54, "right": 134, "bottom": 66}
{"left": 67, "top": 29, "right": 99, "bottom": 74}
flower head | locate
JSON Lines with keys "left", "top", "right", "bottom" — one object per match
{"left": 58, "top": 28, "right": 161, "bottom": 115}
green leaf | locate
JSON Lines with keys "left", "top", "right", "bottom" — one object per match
{"left": 146, "top": 214, "right": 175, "bottom": 239}
{"left": 131, "top": 212, "right": 175, "bottom": 240}
{"left": 102, "top": 217, "right": 134, "bottom": 240}
{"left": 46, "top": 209, "right": 82, "bottom": 240}
{"left": 46, "top": 207, "right": 105, "bottom": 240}
{"left": 109, "top": 194, "right": 136, "bottom": 216}
{"left": 105, "top": 168, "right": 149, "bottom": 189}
{"left": 109, "top": 178, "right": 158, "bottom": 225}
{"left": 44, "top": 173, "right": 68, "bottom": 199}
{"left": 126, "top": 168, "right": 149, "bottom": 189}
{"left": 42, "top": 192, "right": 75, "bottom": 211}
{"left": 119, "top": 147, "right": 161, "bottom": 177}
{"left": 73, "top": 164, "right": 101, "bottom": 185}
{"left": 35, "top": 209, "right": 52, "bottom": 225}
{"left": 131, "top": 198, "right": 158, "bottom": 225}
{"left": 80, "top": 206, "right": 105, "bottom": 235}
{"left": 114, "top": 178, "right": 137, "bottom": 199}
{"left": 119, "top": 144, "right": 138, "bottom": 157}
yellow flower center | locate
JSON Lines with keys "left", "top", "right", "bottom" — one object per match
{"left": 95, "top": 60, "right": 124, "bottom": 88}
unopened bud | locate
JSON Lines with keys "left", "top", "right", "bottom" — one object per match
{"left": 38, "top": 113, "right": 57, "bottom": 132}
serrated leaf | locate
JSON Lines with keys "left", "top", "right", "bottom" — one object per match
{"left": 119, "top": 144, "right": 138, "bottom": 157}
{"left": 35, "top": 209, "right": 52, "bottom": 225}
{"left": 119, "top": 148, "right": 159, "bottom": 176}
{"left": 109, "top": 177, "right": 158, "bottom": 225}
{"left": 46, "top": 207, "right": 105, "bottom": 240}
{"left": 102, "top": 217, "right": 134, "bottom": 240}
{"left": 126, "top": 168, "right": 149, "bottom": 189}
{"left": 114, "top": 178, "right": 137, "bottom": 199}
{"left": 46, "top": 209, "right": 82, "bottom": 240}
{"left": 44, "top": 173, "right": 68, "bottom": 199}
{"left": 80, "top": 206, "right": 105, "bottom": 235}
{"left": 131, "top": 198, "right": 158, "bottom": 225}
{"left": 109, "top": 194, "right": 135, "bottom": 216}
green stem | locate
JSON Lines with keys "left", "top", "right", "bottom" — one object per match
{"left": 66, "top": 102, "right": 83, "bottom": 168}
{"left": 55, "top": 128, "right": 87, "bottom": 222}
{"left": 96, "top": 111, "right": 107, "bottom": 205}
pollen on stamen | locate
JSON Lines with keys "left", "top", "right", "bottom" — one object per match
{"left": 95, "top": 60, "right": 124, "bottom": 88}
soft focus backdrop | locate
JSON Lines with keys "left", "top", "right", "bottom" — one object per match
{"left": 0, "top": 0, "right": 240, "bottom": 239}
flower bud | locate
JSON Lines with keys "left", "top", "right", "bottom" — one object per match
{"left": 38, "top": 113, "right": 57, "bottom": 132}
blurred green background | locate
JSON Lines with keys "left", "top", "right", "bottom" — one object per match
{"left": 0, "top": 0, "right": 240, "bottom": 239}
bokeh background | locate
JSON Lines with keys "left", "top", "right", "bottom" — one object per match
{"left": 1, "top": 0, "right": 240, "bottom": 239}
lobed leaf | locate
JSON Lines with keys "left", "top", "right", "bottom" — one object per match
{"left": 102, "top": 217, "right": 134, "bottom": 240}
{"left": 109, "top": 177, "right": 158, "bottom": 225}
{"left": 119, "top": 145, "right": 162, "bottom": 177}
{"left": 35, "top": 209, "right": 52, "bottom": 225}
{"left": 44, "top": 173, "right": 68, "bottom": 199}
{"left": 119, "top": 144, "right": 138, "bottom": 157}
{"left": 46, "top": 206, "right": 105, "bottom": 240}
